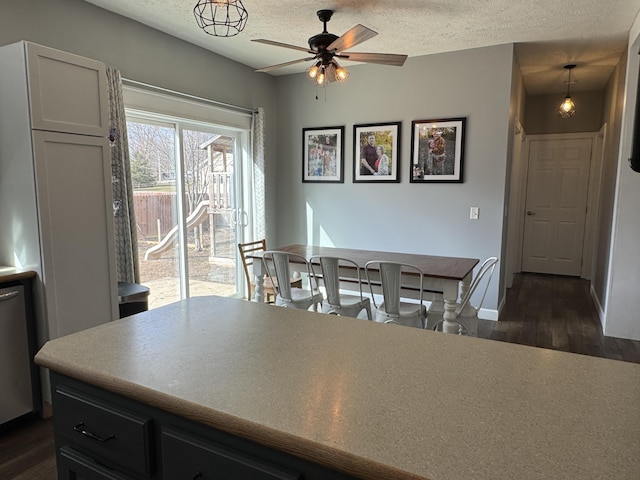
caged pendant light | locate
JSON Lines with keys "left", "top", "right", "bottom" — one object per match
{"left": 194, "top": 0, "right": 248, "bottom": 38}
{"left": 558, "top": 64, "right": 577, "bottom": 118}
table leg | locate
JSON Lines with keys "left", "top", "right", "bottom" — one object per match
{"left": 252, "top": 258, "right": 266, "bottom": 304}
{"left": 459, "top": 271, "right": 475, "bottom": 316}
{"left": 442, "top": 280, "right": 460, "bottom": 334}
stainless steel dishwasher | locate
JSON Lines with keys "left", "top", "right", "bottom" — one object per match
{"left": 0, "top": 284, "right": 35, "bottom": 425}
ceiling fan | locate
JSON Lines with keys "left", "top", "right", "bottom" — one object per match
{"left": 252, "top": 9, "right": 407, "bottom": 85}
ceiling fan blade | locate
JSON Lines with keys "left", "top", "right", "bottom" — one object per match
{"left": 327, "top": 24, "right": 377, "bottom": 53}
{"left": 255, "top": 57, "right": 317, "bottom": 73}
{"left": 252, "top": 39, "right": 315, "bottom": 55}
{"left": 337, "top": 52, "right": 408, "bottom": 66}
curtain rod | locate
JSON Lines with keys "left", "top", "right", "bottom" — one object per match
{"left": 121, "top": 78, "right": 258, "bottom": 115}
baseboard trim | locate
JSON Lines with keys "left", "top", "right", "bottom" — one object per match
{"left": 590, "top": 284, "right": 605, "bottom": 329}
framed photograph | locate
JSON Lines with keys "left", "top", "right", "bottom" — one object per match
{"left": 353, "top": 122, "right": 401, "bottom": 183}
{"left": 302, "top": 126, "right": 344, "bottom": 183}
{"left": 410, "top": 117, "right": 466, "bottom": 183}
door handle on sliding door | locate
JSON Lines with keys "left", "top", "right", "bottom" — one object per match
{"left": 232, "top": 209, "right": 249, "bottom": 227}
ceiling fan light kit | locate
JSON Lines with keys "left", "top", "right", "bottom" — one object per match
{"left": 558, "top": 64, "right": 577, "bottom": 118}
{"left": 194, "top": 0, "right": 248, "bottom": 38}
{"left": 253, "top": 9, "right": 407, "bottom": 88}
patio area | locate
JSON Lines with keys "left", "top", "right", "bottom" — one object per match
{"left": 143, "top": 277, "right": 237, "bottom": 310}
{"left": 137, "top": 228, "right": 240, "bottom": 310}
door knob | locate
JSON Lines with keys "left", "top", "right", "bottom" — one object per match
{"left": 526, "top": 211, "right": 535, "bottom": 216}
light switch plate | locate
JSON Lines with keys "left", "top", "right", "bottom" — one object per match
{"left": 470, "top": 207, "right": 479, "bottom": 220}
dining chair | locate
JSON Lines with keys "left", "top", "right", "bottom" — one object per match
{"left": 309, "top": 255, "right": 372, "bottom": 320}
{"left": 237, "top": 240, "right": 301, "bottom": 303}
{"left": 262, "top": 251, "right": 324, "bottom": 311}
{"left": 364, "top": 261, "right": 427, "bottom": 328}
{"left": 429, "top": 256, "right": 499, "bottom": 336}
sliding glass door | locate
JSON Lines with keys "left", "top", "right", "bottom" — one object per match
{"left": 126, "top": 111, "right": 248, "bottom": 308}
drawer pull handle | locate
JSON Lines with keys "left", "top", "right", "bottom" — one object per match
{"left": 73, "top": 422, "right": 115, "bottom": 443}
{"left": 192, "top": 473, "right": 203, "bottom": 480}
{"left": 0, "top": 291, "right": 19, "bottom": 302}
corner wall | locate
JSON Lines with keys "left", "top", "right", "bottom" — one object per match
{"left": 273, "top": 44, "right": 515, "bottom": 314}
{"left": 604, "top": 12, "right": 640, "bottom": 340}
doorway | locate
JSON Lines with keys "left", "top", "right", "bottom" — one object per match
{"left": 126, "top": 111, "right": 248, "bottom": 308}
{"left": 521, "top": 134, "right": 594, "bottom": 276}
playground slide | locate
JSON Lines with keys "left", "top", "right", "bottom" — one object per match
{"left": 144, "top": 200, "right": 210, "bottom": 260}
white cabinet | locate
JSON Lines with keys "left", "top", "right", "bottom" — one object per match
{"left": 25, "top": 42, "right": 109, "bottom": 136}
{"left": 0, "top": 41, "right": 117, "bottom": 346}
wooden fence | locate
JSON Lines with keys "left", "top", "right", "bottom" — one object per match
{"left": 134, "top": 192, "right": 176, "bottom": 240}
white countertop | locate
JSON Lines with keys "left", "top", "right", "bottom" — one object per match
{"left": 35, "top": 295, "right": 640, "bottom": 480}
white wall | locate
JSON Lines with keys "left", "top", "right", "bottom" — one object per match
{"left": 591, "top": 52, "right": 627, "bottom": 318}
{"left": 272, "top": 45, "right": 515, "bottom": 314}
{"left": 604, "top": 12, "right": 640, "bottom": 340}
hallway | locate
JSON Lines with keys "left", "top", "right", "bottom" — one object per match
{"left": 478, "top": 272, "right": 640, "bottom": 363}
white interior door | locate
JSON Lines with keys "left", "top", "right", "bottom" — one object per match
{"left": 521, "top": 137, "right": 592, "bottom": 276}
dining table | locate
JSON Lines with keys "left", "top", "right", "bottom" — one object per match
{"left": 248, "top": 244, "right": 479, "bottom": 333}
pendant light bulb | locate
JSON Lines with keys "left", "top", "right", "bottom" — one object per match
{"left": 308, "top": 61, "right": 322, "bottom": 79}
{"left": 559, "top": 96, "right": 576, "bottom": 115}
{"left": 558, "top": 64, "right": 577, "bottom": 118}
{"left": 316, "top": 66, "right": 326, "bottom": 86}
{"left": 333, "top": 60, "right": 349, "bottom": 82}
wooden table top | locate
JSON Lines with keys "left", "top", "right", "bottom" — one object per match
{"left": 270, "top": 244, "right": 479, "bottom": 281}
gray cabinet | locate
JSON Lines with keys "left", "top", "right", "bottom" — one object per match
{"left": 162, "top": 428, "right": 301, "bottom": 480}
{"left": 0, "top": 41, "right": 117, "bottom": 353}
{"left": 51, "top": 373, "right": 356, "bottom": 480}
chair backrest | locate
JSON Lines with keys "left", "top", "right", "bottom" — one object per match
{"left": 238, "top": 239, "right": 267, "bottom": 301}
{"left": 457, "top": 256, "right": 499, "bottom": 314}
{"left": 364, "top": 261, "right": 424, "bottom": 315}
{"left": 262, "top": 251, "right": 318, "bottom": 303}
{"left": 309, "top": 256, "right": 363, "bottom": 308}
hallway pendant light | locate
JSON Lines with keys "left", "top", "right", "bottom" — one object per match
{"left": 194, "top": 0, "right": 248, "bottom": 37}
{"left": 558, "top": 64, "right": 577, "bottom": 118}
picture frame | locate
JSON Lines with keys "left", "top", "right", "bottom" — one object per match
{"left": 410, "top": 117, "right": 466, "bottom": 183}
{"left": 302, "top": 126, "right": 344, "bottom": 183}
{"left": 353, "top": 122, "right": 401, "bottom": 183}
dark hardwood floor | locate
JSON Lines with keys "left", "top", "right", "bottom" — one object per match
{"left": 0, "top": 415, "right": 55, "bottom": 480}
{"left": 480, "top": 272, "right": 640, "bottom": 363}
{"left": 1, "top": 272, "right": 639, "bottom": 479}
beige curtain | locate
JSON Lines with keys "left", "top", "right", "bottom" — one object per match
{"left": 252, "top": 107, "right": 266, "bottom": 240}
{"left": 106, "top": 67, "right": 139, "bottom": 283}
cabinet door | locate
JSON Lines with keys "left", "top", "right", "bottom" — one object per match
{"left": 32, "top": 130, "right": 117, "bottom": 338}
{"left": 58, "top": 446, "right": 134, "bottom": 480}
{"left": 54, "top": 386, "right": 153, "bottom": 477}
{"left": 163, "top": 429, "right": 301, "bottom": 480}
{"left": 25, "top": 42, "right": 108, "bottom": 136}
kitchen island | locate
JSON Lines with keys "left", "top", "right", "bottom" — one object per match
{"left": 36, "top": 295, "right": 640, "bottom": 479}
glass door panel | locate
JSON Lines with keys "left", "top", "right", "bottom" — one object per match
{"left": 127, "top": 119, "right": 180, "bottom": 308}
{"left": 182, "top": 128, "right": 237, "bottom": 299}
{"left": 126, "top": 113, "right": 245, "bottom": 309}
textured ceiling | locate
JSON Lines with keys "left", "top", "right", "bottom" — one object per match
{"left": 82, "top": 0, "right": 640, "bottom": 95}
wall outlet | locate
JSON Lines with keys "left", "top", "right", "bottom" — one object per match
{"left": 470, "top": 207, "right": 479, "bottom": 220}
